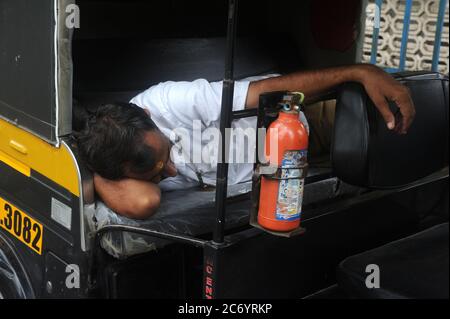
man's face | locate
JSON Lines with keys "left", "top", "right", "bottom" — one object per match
{"left": 125, "top": 130, "right": 178, "bottom": 183}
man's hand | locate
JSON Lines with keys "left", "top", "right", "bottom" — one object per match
{"left": 93, "top": 174, "right": 161, "bottom": 220}
{"left": 246, "top": 64, "right": 416, "bottom": 134}
{"left": 355, "top": 64, "right": 415, "bottom": 134}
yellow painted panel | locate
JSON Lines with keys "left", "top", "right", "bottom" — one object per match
{"left": 0, "top": 150, "right": 31, "bottom": 177}
{"left": 0, "top": 119, "right": 80, "bottom": 196}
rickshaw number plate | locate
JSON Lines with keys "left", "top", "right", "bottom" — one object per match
{"left": 0, "top": 196, "right": 43, "bottom": 255}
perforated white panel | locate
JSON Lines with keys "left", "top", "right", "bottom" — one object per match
{"left": 363, "top": 0, "right": 449, "bottom": 73}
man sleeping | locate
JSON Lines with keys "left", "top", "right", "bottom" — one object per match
{"left": 74, "top": 64, "right": 415, "bottom": 219}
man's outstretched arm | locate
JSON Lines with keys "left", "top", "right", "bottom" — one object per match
{"left": 246, "top": 64, "right": 415, "bottom": 134}
{"left": 93, "top": 174, "right": 161, "bottom": 220}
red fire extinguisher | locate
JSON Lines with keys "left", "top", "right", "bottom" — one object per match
{"left": 257, "top": 92, "right": 309, "bottom": 232}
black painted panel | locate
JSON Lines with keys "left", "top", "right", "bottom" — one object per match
{"left": 0, "top": 0, "right": 57, "bottom": 142}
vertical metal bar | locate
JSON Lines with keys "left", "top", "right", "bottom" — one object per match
{"left": 432, "top": 0, "right": 448, "bottom": 72}
{"left": 370, "top": 0, "right": 384, "bottom": 64}
{"left": 399, "top": 0, "right": 413, "bottom": 71}
{"left": 384, "top": 67, "right": 400, "bottom": 73}
{"left": 213, "top": 0, "right": 238, "bottom": 244}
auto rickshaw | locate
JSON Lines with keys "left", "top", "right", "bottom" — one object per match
{"left": 0, "top": 0, "right": 448, "bottom": 299}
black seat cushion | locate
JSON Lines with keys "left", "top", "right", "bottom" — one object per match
{"left": 337, "top": 223, "right": 449, "bottom": 299}
{"left": 332, "top": 72, "right": 449, "bottom": 188}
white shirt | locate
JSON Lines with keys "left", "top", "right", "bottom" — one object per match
{"left": 130, "top": 75, "right": 308, "bottom": 191}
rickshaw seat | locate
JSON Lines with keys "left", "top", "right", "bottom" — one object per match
{"left": 333, "top": 73, "right": 449, "bottom": 298}
{"left": 85, "top": 173, "right": 362, "bottom": 259}
{"left": 337, "top": 223, "right": 449, "bottom": 299}
{"left": 332, "top": 72, "right": 449, "bottom": 188}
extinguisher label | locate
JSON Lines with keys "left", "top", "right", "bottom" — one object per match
{"left": 275, "top": 150, "right": 307, "bottom": 221}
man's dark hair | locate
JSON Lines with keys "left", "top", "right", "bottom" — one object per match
{"left": 74, "top": 102, "right": 158, "bottom": 180}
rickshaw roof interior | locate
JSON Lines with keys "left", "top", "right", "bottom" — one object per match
{"left": 72, "top": 0, "right": 309, "bottom": 96}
